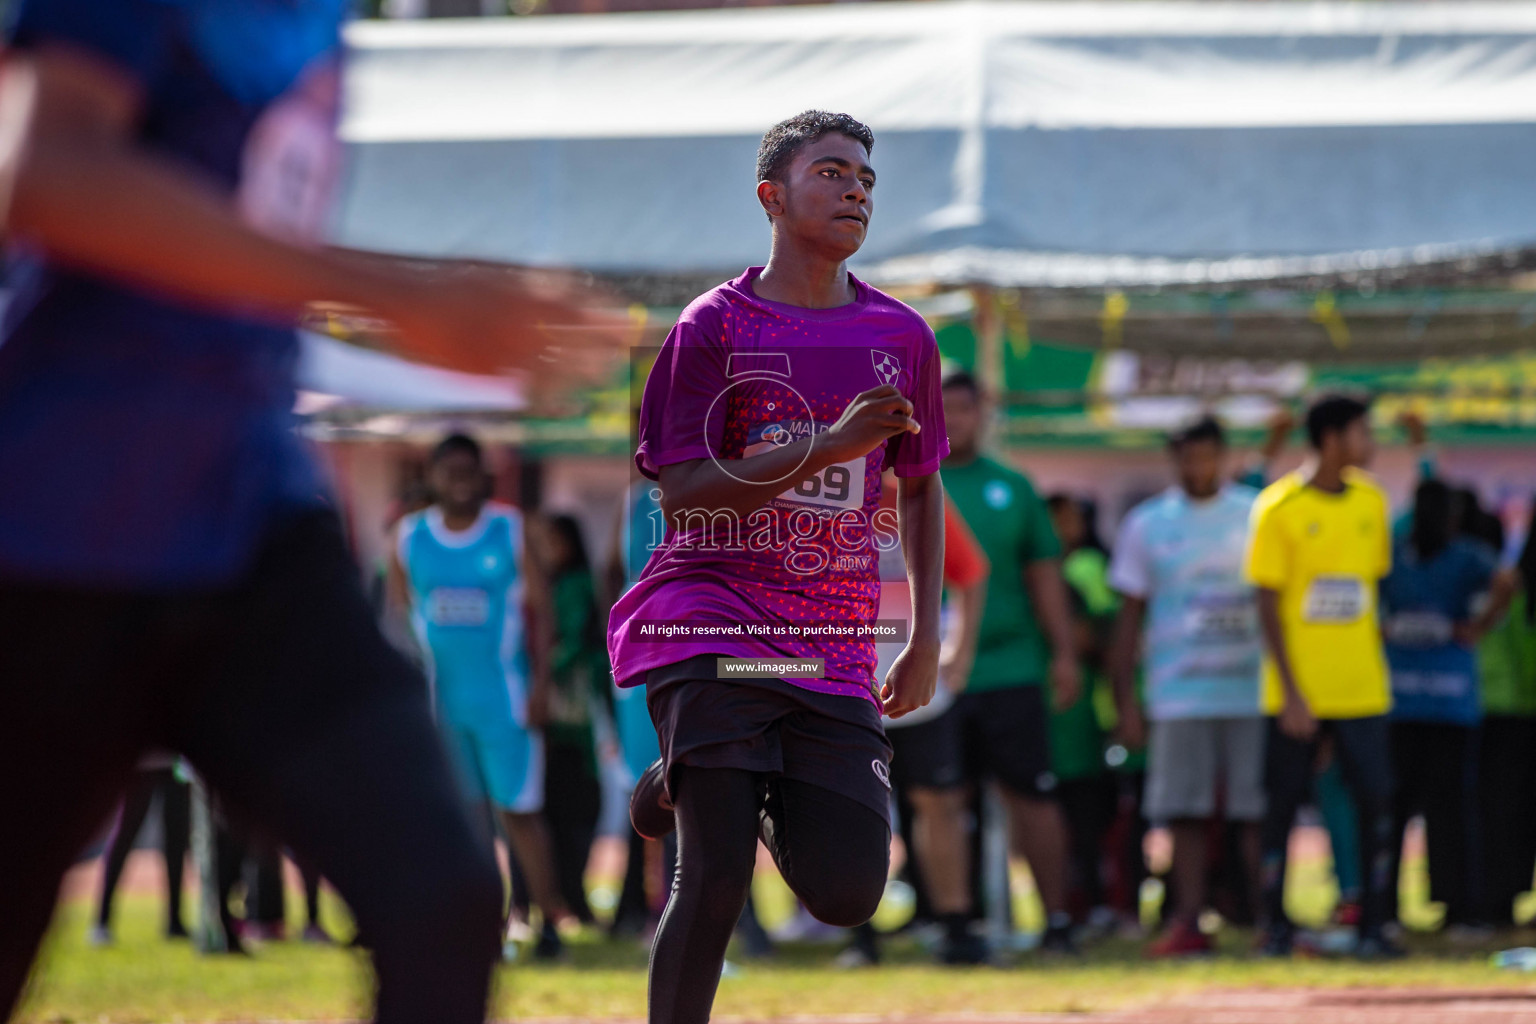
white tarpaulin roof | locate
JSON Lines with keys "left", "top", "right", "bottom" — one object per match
{"left": 296, "top": 331, "right": 525, "bottom": 412}
{"left": 335, "top": 1, "right": 1536, "bottom": 288}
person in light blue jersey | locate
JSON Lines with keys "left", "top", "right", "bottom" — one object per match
{"left": 392, "top": 434, "right": 572, "bottom": 960}
{"left": 1108, "top": 415, "right": 1264, "bottom": 958}
{"left": 1379, "top": 479, "right": 1498, "bottom": 932}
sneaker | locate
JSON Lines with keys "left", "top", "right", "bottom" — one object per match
{"left": 87, "top": 924, "right": 112, "bottom": 948}
{"left": 1038, "top": 923, "right": 1079, "bottom": 956}
{"left": 1145, "top": 920, "right": 1214, "bottom": 959}
{"left": 165, "top": 921, "right": 190, "bottom": 941}
{"left": 301, "top": 922, "right": 333, "bottom": 945}
{"left": 533, "top": 923, "right": 565, "bottom": 961}
{"left": 1445, "top": 922, "right": 1496, "bottom": 946}
{"left": 629, "top": 759, "right": 675, "bottom": 840}
{"left": 1331, "top": 900, "right": 1363, "bottom": 929}
{"left": 938, "top": 932, "right": 991, "bottom": 966}
{"left": 832, "top": 944, "right": 878, "bottom": 969}
{"left": 1354, "top": 930, "right": 1407, "bottom": 960}
{"left": 241, "top": 921, "right": 285, "bottom": 943}
{"left": 1256, "top": 924, "right": 1294, "bottom": 958}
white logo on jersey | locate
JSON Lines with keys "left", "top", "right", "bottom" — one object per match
{"left": 872, "top": 350, "right": 903, "bottom": 387}
{"left": 872, "top": 759, "right": 891, "bottom": 789}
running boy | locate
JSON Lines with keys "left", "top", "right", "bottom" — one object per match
{"left": 391, "top": 434, "right": 572, "bottom": 960}
{"left": 1245, "top": 394, "right": 1400, "bottom": 958}
{"left": 608, "top": 111, "right": 948, "bottom": 1024}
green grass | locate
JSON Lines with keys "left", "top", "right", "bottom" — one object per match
{"left": 19, "top": 849, "right": 1536, "bottom": 1023}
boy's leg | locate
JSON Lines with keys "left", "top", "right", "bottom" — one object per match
{"left": 168, "top": 512, "right": 502, "bottom": 1024}
{"left": 96, "top": 770, "right": 158, "bottom": 931}
{"left": 160, "top": 772, "right": 192, "bottom": 936}
{"left": 1330, "top": 716, "right": 1395, "bottom": 938}
{"left": 1258, "top": 720, "right": 1317, "bottom": 940}
{"left": 1421, "top": 724, "right": 1472, "bottom": 925}
{"left": 760, "top": 776, "right": 890, "bottom": 928}
{"left": 500, "top": 811, "right": 570, "bottom": 934}
{"left": 649, "top": 765, "right": 762, "bottom": 1024}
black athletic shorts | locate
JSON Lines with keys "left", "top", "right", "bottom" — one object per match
{"left": 953, "top": 685, "right": 1058, "bottom": 798}
{"left": 886, "top": 705, "right": 965, "bottom": 791}
{"left": 645, "top": 654, "right": 894, "bottom": 827}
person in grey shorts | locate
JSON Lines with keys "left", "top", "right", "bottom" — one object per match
{"left": 1106, "top": 416, "right": 1266, "bottom": 957}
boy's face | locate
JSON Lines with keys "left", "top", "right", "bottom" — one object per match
{"left": 1339, "top": 415, "right": 1376, "bottom": 468}
{"left": 429, "top": 449, "right": 486, "bottom": 509}
{"left": 761, "top": 133, "right": 875, "bottom": 261}
{"left": 1172, "top": 437, "right": 1225, "bottom": 497}
{"left": 941, "top": 384, "right": 981, "bottom": 453}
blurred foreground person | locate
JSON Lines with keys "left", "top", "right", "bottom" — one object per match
{"left": 390, "top": 435, "right": 573, "bottom": 960}
{"left": 1246, "top": 395, "right": 1400, "bottom": 960}
{"left": 1109, "top": 417, "right": 1264, "bottom": 957}
{"left": 0, "top": 3, "right": 615, "bottom": 1020}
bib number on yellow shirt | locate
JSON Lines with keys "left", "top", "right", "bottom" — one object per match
{"left": 1302, "top": 575, "right": 1367, "bottom": 624}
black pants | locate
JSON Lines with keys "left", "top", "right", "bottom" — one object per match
{"left": 1057, "top": 773, "right": 1116, "bottom": 914}
{"left": 1261, "top": 716, "right": 1394, "bottom": 934}
{"left": 95, "top": 766, "right": 190, "bottom": 934}
{"left": 542, "top": 738, "right": 602, "bottom": 923}
{"left": 650, "top": 765, "right": 889, "bottom": 1024}
{"left": 1386, "top": 721, "right": 1477, "bottom": 926}
{"left": 1480, "top": 715, "right": 1536, "bottom": 924}
{"left": 0, "top": 511, "right": 501, "bottom": 1023}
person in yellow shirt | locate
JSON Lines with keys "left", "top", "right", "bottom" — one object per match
{"left": 1245, "top": 394, "right": 1401, "bottom": 959}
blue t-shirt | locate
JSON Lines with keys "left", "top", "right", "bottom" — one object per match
{"left": 0, "top": 0, "right": 347, "bottom": 589}
{"left": 399, "top": 504, "right": 531, "bottom": 728}
{"left": 1380, "top": 536, "right": 1498, "bottom": 725}
{"left": 1108, "top": 484, "right": 1263, "bottom": 720}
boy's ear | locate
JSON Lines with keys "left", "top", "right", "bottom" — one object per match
{"left": 757, "top": 179, "right": 784, "bottom": 219}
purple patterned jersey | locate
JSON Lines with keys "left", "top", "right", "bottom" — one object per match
{"left": 607, "top": 267, "right": 948, "bottom": 703}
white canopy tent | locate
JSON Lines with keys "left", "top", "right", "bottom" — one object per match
{"left": 335, "top": 1, "right": 1536, "bottom": 289}
{"left": 296, "top": 330, "right": 525, "bottom": 415}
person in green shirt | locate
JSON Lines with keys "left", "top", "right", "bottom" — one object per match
{"left": 536, "top": 514, "right": 614, "bottom": 927}
{"left": 1477, "top": 520, "right": 1536, "bottom": 927}
{"left": 1046, "top": 493, "right": 1119, "bottom": 936}
{"left": 940, "top": 368, "right": 1083, "bottom": 954}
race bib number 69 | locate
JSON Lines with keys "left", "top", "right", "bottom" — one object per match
{"left": 1302, "top": 575, "right": 1367, "bottom": 624}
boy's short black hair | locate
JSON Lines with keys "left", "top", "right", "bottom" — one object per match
{"left": 756, "top": 111, "right": 874, "bottom": 185}
{"left": 430, "top": 432, "right": 483, "bottom": 465}
{"left": 940, "top": 368, "right": 979, "bottom": 397}
{"left": 1305, "top": 394, "right": 1371, "bottom": 449}
{"left": 1168, "top": 414, "right": 1226, "bottom": 450}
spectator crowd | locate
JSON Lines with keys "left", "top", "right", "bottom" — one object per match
{"left": 89, "top": 387, "right": 1536, "bottom": 966}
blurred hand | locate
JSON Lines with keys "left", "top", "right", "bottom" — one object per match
{"left": 881, "top": 639, "right": 939, "bottom": 720}
{"left": 1115, "top": 701, "right": 1148, "bottom": 751}
{"left": 1453, "top": 620, "right": 1484, "bottom": 647}
{"left": 1278, "top": 690, "right": 1317, "bottom": 742}
{"left": 938, "top": 642, "right": 973, "bottom": 695}
{"left": 1260, "top": 407, "right": 1296, "bottom": 461}
{"left": 381, "top": 261, "right": 630, "bottom": 387}
{"left": 1048, "top": 651, "right": 1081, "bottom": 712}
{"left": 526, "top": 682, "right": 551, "bottom": 731}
